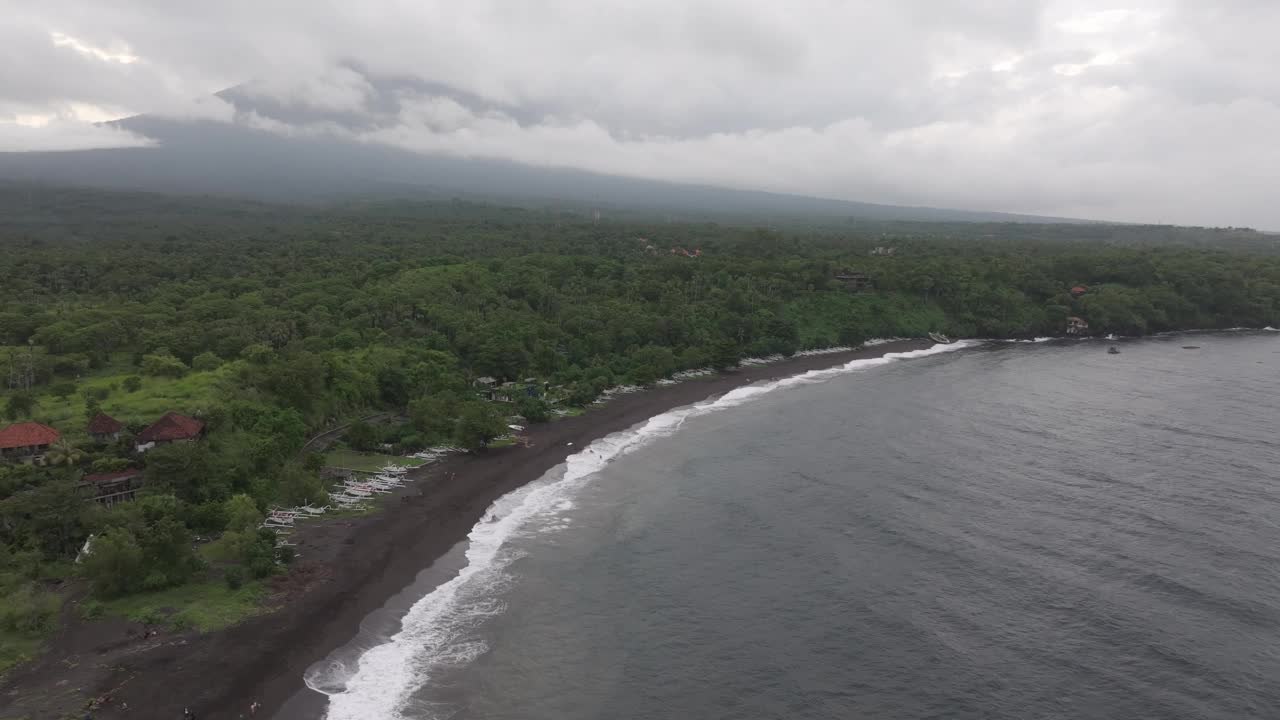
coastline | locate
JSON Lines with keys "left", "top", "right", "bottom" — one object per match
{"left": 4, "top": 339, "right": 930, "bottom": 720}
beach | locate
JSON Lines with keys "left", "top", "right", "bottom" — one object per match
{"left": 1, "top": 340, "right": 928, "bottom": 720}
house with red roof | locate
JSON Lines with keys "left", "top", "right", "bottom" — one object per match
{"left": 87, "top": 413, "right": 124, "bottom": 443}
{"left": 80, "top": 468, "right": 144, "bottom": 507}
{"left": 0, "top": 422, "right": 60, "bottom": 463}
{"left": 134, "top": 412, "right": 205, "bottom": 452}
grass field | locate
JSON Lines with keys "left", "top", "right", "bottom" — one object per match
{"left": 6, "top": 352, "right": 232, "bottom": 437}
{"left": 0, "top": 633, "right": 42, "bottom": 677}
{"left": 323, "top": 448, "right": 426, "bottom": 473}
{"left": 98, "top": 580, "right": 268, "bottom": 632}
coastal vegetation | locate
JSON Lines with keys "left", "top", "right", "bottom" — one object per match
{"left": 0, "top": 185, "right": 1278, "bottom": 672}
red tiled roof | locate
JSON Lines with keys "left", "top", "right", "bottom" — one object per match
{"left": 136, "top": 412, "right": 204, "bottom": 443}
{"left": 0, "top": 422, "right": 60, "bottom": 450}
{"left": 87, "top": 413, "right": 124, "bottom": 435}
{"left": 83, "top": 469, "right": 142, "bottom": 484}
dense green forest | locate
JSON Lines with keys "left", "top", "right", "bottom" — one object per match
{"left": 1, "top": 185, "right": 1278, "bottom": 670}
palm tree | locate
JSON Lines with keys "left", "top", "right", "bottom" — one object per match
{"left": 44, "top": 439, "right": 84, "bottom": 467}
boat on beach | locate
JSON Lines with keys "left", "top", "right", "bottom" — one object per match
{"left": 928, "top": 332, "right": 953, "bottom": 344}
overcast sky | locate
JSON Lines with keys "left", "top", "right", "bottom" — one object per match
{"left": 3, "top": 1, "right": 1278, "bottom": 228}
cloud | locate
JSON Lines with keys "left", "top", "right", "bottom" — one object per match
{"left": 0, "top": 116, "right": 153, "bottom": 152}
{"left": 1, "top": 0, "right": 1278, "bottom": 227}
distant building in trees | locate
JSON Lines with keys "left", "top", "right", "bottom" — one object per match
{"left": 0, "top": 422, "right": 60, "bottom": 464}
{"left": 869, "top": 246, "right": 896, "bottom": 256}
{"left": 87, "top": 413, "right": 124, "bottom": 443}
{"left": 1070, "top": 285, "right": 1089, "bottom": 297}
{"left": 1067, "top": 316, "right": 1090, "bottom": 335}
{"left": 135, "top": 411, "right": 205, "bottom": 452}
{"left": 835, "top": 271, "right": 873, "bottom": 292}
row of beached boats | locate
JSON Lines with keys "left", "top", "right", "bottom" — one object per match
{"left": 259, "top": 464, "right": 415, "bottom": 545}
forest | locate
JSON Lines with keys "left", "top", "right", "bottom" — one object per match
{"left": 1, "top": 185, "right": 1278, "bottom": 670}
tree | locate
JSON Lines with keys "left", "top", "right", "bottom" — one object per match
{"left": 84, "top": 393, "right": 102, "bottom": 423}
{"left": 191, "top": 351, "right": 223, "bottom": 372}
{"left": 409, "top": 392, "right": 462, "bottom": 439}
{"left": 143, "top": 443, "right": 221, "bottom": 505}
{"left": 0, "top": 478, "right": 91, "bottom": 558}
{"left": 82, "top": 528, "right": 146, "bottom": 597}
{"left": 141, "top": 351, "right": 188, "bottom": 377}
{"left": 709, "top": 341, "right": 741, "bottom": 372}
{"left": 44, "top": 439, "right": 83, "bottom": 467}
{"left": 345, "top": 420, "right": 380, "bottom": 452}
{"left": 121, "top": 375, "right": 143, "bottom": 393}
{"left": 275, "top": 462, "right": 328, "bottom": 507}
{"left": 454, "top": 402, "right": 508, "bottom": 450}
{"left": 4, "top": 393, "right": 35, "bottom": 420}
{"left": 516, "top": 396, "right": 550, "bottom": 423}
{"left": 223, "top": 493, "right": 262, "bottom": 533}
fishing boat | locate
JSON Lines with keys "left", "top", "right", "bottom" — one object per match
{"left": 1108, "top": 346, "right": 1120, "bottom": 354}
{"left": 928, "top": 332, "right": 953, "bottom": 344}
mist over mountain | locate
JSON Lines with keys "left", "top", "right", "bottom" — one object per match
{"left": 0, "top": 68, "right": 1098, "bottom": 224}
{"left": 0, "top": 119, "right": 1082, "bottom": 225}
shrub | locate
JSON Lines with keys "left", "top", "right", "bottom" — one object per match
{"left": 345, "top": 421, "right": 379, "bottom": 452}
{"left": 224, "top": 566, "right": 246, "bottom": 590}
{"left": 516, "top": 396, "right": 550, "bottom": 423}
{"left": 191, "top": 351, "right": 223, "bottom": 372}
{"left": 0, "top": 584, "right": 61, "bottom": 634}
{"left": 80, "top": 599, "right": 104, "bottom": 619}
{"left": 50, "top": 353, "right": 91, "bottom": 376}
{"left": 240, "top": 343, "right": 274, "bottom": 364}
{"left": 142, "top": 352, "right": 188, "bottom": 378}
{"left": 4, "top": 393, "right": 35, "bottom": 420}
{"left": 122, "top": 376, "right": 143, "bottom": 393}
{"left": 82, "top": 529, "right": 146, "bottom": 597}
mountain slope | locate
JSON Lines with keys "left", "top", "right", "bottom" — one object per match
{"left": 0, "top": 113, "right": 1088, "bottom": 224}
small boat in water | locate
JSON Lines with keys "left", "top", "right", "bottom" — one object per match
{"left": 1182, "top": 346, "right": 1200, "bottom": 349}
{"left": 1108, "top": 346, "right": 1120, "bottom": 354}
{"left": 928, "top": 332, "right": 953, "bottom": 344}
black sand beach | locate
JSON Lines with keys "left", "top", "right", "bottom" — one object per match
{"left": 1, "top": 340, "right": 928, "bottom": 720}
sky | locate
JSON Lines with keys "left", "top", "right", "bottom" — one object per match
{"left": 2, "top": 0, "right": 1278, "bottom": 228}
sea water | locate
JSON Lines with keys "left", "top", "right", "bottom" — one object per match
{"left": 307, "top": 332, "right": 1280, "bottom": 719}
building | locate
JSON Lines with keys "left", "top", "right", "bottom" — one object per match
{"left": 835, "top": 272, "right": 873, "bottom": 292}
{"left": 135, "top": 412, "right": 204, "bottom": 452}
{"left": 870, "top": 246, "right": 897, "bottom": 256}
{"left": 1070, "top": 285, "right": 1089, "bottom": 298}
{"left": 0, "top": 422, "right": 60, "bottom": 463}
{"left": 1067, "top": 316, "right": 1090, "bottom": 335}
{"left": 80, "top": 469, "right": 143, "bottom": 507}
{"left": 87, "top": 413, "right": 124, "bottom": 443}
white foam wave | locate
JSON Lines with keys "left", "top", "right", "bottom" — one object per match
{"left": 314, "top": 341, "right": 978, "bottom": 719}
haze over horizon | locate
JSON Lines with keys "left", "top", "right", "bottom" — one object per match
{"left": 3, "top": 1, "right": 1278, "bottom": 229}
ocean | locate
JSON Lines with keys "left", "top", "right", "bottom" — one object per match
{"left": 305, "top": 332, "right": 1280, "bottom": 719}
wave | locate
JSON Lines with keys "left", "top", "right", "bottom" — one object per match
{"left": 311, "top": 340, "right": 979, "bottom": 719}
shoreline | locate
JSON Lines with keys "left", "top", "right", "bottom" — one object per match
{"left": 9, "top": 340, "right": 931, "bottom": 720}
{"left": 6, "top": 329, "right": 1274, "bottom": 719}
